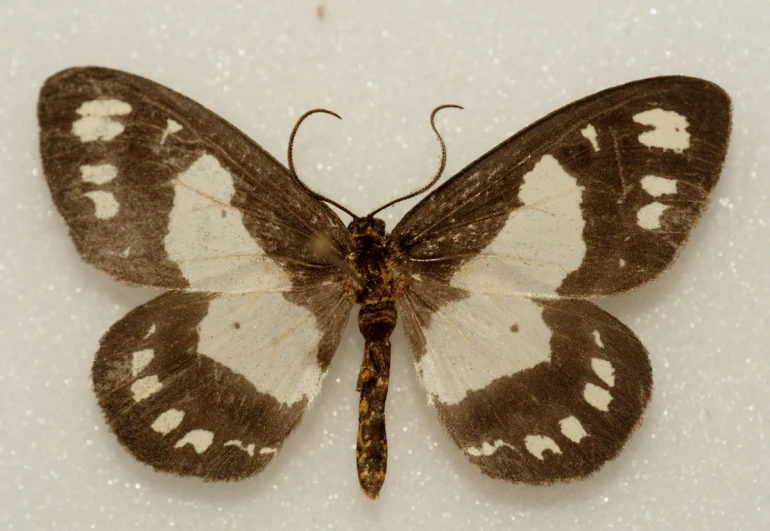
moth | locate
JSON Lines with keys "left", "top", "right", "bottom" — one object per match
{"left": 38, "top": 68, "right": 731, "bottom": 499}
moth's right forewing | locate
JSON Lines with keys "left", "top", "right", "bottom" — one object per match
{"left": 39, "top": 67, "right": 352, "bottom": 291}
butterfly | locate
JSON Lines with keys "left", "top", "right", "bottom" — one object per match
{"left": 38, "top": 67, "right": 731, "bottom": 499}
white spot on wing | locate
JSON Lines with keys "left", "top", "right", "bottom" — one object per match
{"left": 198, "top": 293, "right": 323, "bottom": 405}
{"left": 84, "top": 191, "right": 119, "bottom": 219}
{"left": 584, "top": 383, "right": 612, "bottom": 411}
{"left": 259, "top": 447, "right": 277, "bottom": 455}
{"left": 131, "top": 349, "right": 154, "bottom": 376}
{"left": 417, "top": 294, "right": 551, "bottom": 405}
{"left": 164, "top": 153, "right": 290, "bottom": 292}
{"left": 559, "top": 416, "right": 588, "bottom": 443}
{"left": 76, "top": 99, "right": 132, "bottom": 116}
{"left": 593, "top": 330, "right": 604, "bottom": 348}
{"left": 465, "top": 440, "right": 515, "bottom": 457}
{"left": 151, "top": 409, "right": 185, "bottom": 435}
{"left": 619, "top": 258, "right": 626, "bottom": 268}
{"left": 224, "top": 440, "right": 256, "bottom": 456}
{"left": 524, "top": 435, "right": 562, "bottom": 460}
{"left": 80, "top": 164, "right": 118, "bottom": 184}
{"left": 143, "top": 324, "right": 157, "bottom": 339}
{"left": 637, "top": 202, "right": 670, "bottom": 230}
{"left": 641, "top": 175, "right": 678, "bottom": 197}
{"left": 174, "top": 430, "right": 214, "bottom": 453}
{"left": 72, "top": 99, "right": 131, "bottom": 142}
{"left": 160, "top": 118, "right": 184, "bottom": 144}
{"left": 633, "top": 108, "right": 690, "bottom": 153}
{"left": 451, "top": 155, "right": 586, "bottom": 295}
{"left": 581, "top": 124, "right": 600, "bottom": 151}
{"left": 591, "top": 358, "right": 615, "bottom": 387}
{"left": 131, "top": 375, "right": 162, "bottom": 402}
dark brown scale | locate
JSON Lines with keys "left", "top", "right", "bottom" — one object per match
{"left": 347, "top": 216, "right": 399, "bottom": 500}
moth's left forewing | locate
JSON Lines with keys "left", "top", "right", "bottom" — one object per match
{"left": 392, "top": 76, "right": 731, "bottom": 296}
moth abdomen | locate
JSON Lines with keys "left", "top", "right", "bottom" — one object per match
{"left": 358, "top": 300, "right": 397, "bottom": 339}
{"left": 356, "top": 305, "right": 394, "bottom": 499}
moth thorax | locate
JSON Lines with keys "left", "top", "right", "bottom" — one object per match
{"left": 358, "top": 301, "right": 397, "bottom": 340}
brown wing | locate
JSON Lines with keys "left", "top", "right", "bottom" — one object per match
{"left": 93, "top": 285, "right": 352, "bottom": 480}
{"left": 397, "top": 278, "right": 651, "bottom": 483}
{"left": 391, "top": 77, "right": 730, "bottom": 484}
{"left": 40, "top": 68, "right": 358, "bottom": 481}
{"left": 38, "top": 67, "right": 352, "bottom": 292}
{"left": 391, "top": 76, "right": 731, "bottom": 297}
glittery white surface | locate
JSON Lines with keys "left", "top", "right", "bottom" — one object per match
{"left": 2, "top": 1, "right": 769, "bottom": 529}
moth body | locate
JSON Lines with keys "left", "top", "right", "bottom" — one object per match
{"left": 349, "top": 216, "right": 399, "bottom": 499}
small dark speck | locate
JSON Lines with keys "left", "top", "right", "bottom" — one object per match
{"left": 221, "top": 209, "right": 227, "bottom": 218}
{"left": 317, "top": 4, "right": 325, "bottom": 19}
{"left": 234, "top": 322, "right": 241, "bottom": 329}
{"left": 510, "top": 324, "right": 520, "bottom": 333}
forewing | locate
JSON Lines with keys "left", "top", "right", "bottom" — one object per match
{"left": 391, "top": 76, "right": 730, "bottom": 297}
{"left": 398, "top": 278, "right": 651, "bottom": 483}
{"left": 93, "top": 283, "right": 352, "bottom": 480}
{"left": 39, "top": 67, "right": 352, "bottom": 291}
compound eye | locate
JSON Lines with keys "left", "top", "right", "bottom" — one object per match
{"left": 373, "top": 218, "right": 386, "bottom": 235}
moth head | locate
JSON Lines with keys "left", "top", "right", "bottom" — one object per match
{"left": 348, "top": 216, "right": 387, "bottom": 239}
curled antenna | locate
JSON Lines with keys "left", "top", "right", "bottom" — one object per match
{"left": 287, "top": 108, "right": 358, "bottom": 219}
{"left": 368, "top": 104, "right": 463, "bottom": 216}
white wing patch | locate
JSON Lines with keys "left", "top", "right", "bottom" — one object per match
{"left": 84, "top": 191, "right": 119, "bottom": 219}
{"left": 224, "top": 440, "right": 256, "bottom": 456}
{"left": 592, "top": 330, "right": 604, "bottom": 348}
{"left": 259, "top": 447, "right": 278, "bottom": 455}
{"left": 633, "top": 108, "right": 690, "bottom": 153}
{"left": 197, "top": 292, "right": 324, "bottom": 405}
{"left": 143, "top": 324, "right": 157, "bottom": 339}
{"left": 80, "top": 164, "right": 118, "bottom": 184}
{"left": 451, "top": 155, "right": 586, "bottom": 296}
{"left": 164, "top": 153, "right": 291, "bottom": 292}
{"left": 466, "top": 439, "right": 515, "bottom": 457}
{"left": 151, "top": 409, "right": 185, "bottom": 435}
{"left": 637, "top": 202, "right": 670, "bottom": 230}
{"left": 581, "top": 124, "right": 600, "bottom": 151}
{"left": 591, "top": 358, "right": 615, "bottom": 387}
{"left": 174, "top": 430, "right": 214, "bottom": 453}
{"left": 131, "top": 375, "right": 162, "bottom": 402}
{"left": 160, "top": 118, "right": 183, "bottom": 144}
{"left": 584, "top": 383, "right": 612, "bottom": 411}
{"left": 524, "top": 435, "right": 562, "bottom": 460}
{"left": 131, "top": 349, "right": 154, "bottom": 376}
{"left": 416, "top": 292, "right": 551, "bottom": 405}
{"left": 72, "top": 99, "right": 131, "bottom": 142}
{"left": 641, "top": 175, "right": 678, "bottom": 197}
{"left": 559, "top": 416, "right": 588, "bottom": 443}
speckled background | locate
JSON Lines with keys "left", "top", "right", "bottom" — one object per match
{"left": 2, "top": 1, "right": 769, "bottom": 530}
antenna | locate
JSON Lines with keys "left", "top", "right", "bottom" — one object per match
{"left": 287, "top": 108, "right": 358, "bottom": 219}
{"left": 368, "top": 104, "right": 463, "bottom": 216}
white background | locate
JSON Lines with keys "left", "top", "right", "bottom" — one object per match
{"left": 2, "top": 1, "right": 769, "bottom": 529}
